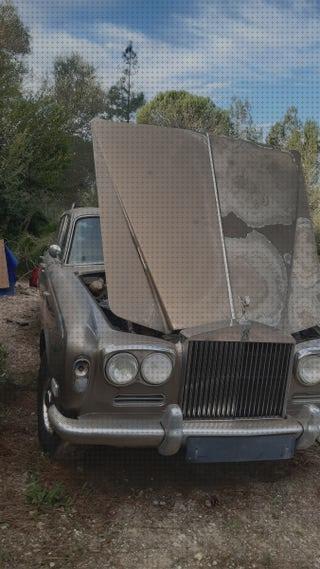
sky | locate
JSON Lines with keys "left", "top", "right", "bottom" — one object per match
{"left": 15, "top": 0, "right": 320, "bottom": 129}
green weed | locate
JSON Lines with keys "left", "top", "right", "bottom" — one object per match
{"left": 26, "top": 474, "right": 72, "bottom": 510}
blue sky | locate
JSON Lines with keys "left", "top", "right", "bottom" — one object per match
{"left": 16, "top": 0, "right": 320, "bottom": 130}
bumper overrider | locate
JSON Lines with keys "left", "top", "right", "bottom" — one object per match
{"left": 48, "top": 403, "right": 320, "bottom": 462}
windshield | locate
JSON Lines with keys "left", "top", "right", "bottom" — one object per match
{"left": 68, "top": 217, "right": 103, "bottom": 264}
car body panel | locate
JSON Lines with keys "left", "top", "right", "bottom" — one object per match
{"left": 92, "top": 120, "right": 320, "bottom": 335}
{"left": 92, "top": 121, "right": 232, "bottom": 332}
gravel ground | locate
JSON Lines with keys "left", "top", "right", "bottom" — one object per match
{"left": 1, "top": 283, "right": 320, "bottom": 569}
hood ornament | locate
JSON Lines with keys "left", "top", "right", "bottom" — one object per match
{"left": 239, "top": 296, "right": 251, "bottom": 342}
{"left": 240, "top": 295, "right": 251, "bottom": 319}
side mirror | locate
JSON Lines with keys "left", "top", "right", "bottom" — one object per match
{"left": 49, "top": 244, "right": 62, "bottom": 259}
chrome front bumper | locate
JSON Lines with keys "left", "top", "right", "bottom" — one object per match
{"left": 48, "top": 403, "right": 320, "bottom": 457}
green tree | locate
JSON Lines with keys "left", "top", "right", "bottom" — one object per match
{"left": 137, "top": 90, "right": 233, "bottom": 134}
{"left": 267, "top": 107, "right": 319, "bottom": 187}
{"left": 0, "top": 94, "right": 70, "bottom": 238}
{"left": 105, "top": 42, "right": 145, "bottom": 122}
{"left": 267, "top": 107, "right": 320, "bottom": 250}
{"left": 53, "top": 53, "right": 106, "bottom": 137}
{"left": 266, "top": 107, "right": 301, "bottom": 148}
{"left": 0, "top": 3, "right": 73, "bottom": 262}
{"left": 0, "top": 0, "right": 30, "bottom": 54}
{"left": 229, "top": 97, "right": 262, "bottom": 142}
{"left": 0, "top": 0, "right": 30, "bottom": 108}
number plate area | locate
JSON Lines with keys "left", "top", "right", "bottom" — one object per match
{"left": 185, "top": 435, "right": 296, "bottom": 463}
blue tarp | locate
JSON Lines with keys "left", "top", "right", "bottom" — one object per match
{"left": 0, "top": 243, "right": 18, "bottom": 297}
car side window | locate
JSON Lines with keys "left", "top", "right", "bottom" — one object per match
{"left": 56, "top": 216, "right": 66, "bottom": 244}
{"left": 68, "top": 217, "right": 103, "bottom": 265}
{"left": 57, "top": 215, "right": 71, "bottom": 254}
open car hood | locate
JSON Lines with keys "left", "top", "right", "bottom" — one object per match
{"left": 92, "top": 119, "right": 320, "bottom": 334}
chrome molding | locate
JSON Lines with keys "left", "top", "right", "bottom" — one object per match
{"left": 206, "top": 133, "right": 236, "bottom": 321}
{"left": 48, "top": 405, "right": 164, "bottom": 447}
{"left": 296, "top": 404, "right": 320, "bottom": 449}
{"left": 159, "top": 404, "right": 183, "bottom": 455}
{"left": 46, "top": 403, "right": 320, "bottom": 454}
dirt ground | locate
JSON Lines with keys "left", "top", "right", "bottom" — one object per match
{"left": 1, "top": 283, "right": 320, "bottom": 569}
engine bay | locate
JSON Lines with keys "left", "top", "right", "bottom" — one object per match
{"left": 80, "top": 272, "right": 164, "bottom": 338}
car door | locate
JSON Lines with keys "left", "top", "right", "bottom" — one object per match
{"left": 40, "top": 215, "right": 71, "bottom": 375}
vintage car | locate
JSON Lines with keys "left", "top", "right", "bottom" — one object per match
{"left": 38, "top": 120, "right": 320, "bottom": 462}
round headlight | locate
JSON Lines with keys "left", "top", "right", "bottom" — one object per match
{"left": 106, "top": 353, "right": 138, "bottom": 386}
{"left": 141, "top": 353, "right": 173, "bottom": 385}
{"left": 297, "top": 355, "right": 320, "bottom": 385}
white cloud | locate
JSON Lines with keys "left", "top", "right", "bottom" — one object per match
{"left": 205, "top": 82, "right": 230, "bottom": 90}
{"left": 18, "top": 0, "right": 320, "bottom": 106}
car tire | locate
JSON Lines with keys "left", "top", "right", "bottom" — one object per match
{"left": 37, "top": 353, "right": 61, "bottom": 457}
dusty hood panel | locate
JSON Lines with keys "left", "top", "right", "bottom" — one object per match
{"left": 92, "top": 120, "right": 320, "bottom": 334}
{"left": 92, "top": 120, "right": 231, "bottom": 332}
{"left": 210, "top": 136, "right": 320, "bottom": 332}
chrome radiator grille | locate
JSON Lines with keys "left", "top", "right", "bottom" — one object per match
{"left": 181, "top": 341, "right": 293, "bottom": 419}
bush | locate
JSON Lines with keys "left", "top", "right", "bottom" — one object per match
{"left": 11, "top": 230, "right": 55, "bottom": 275}
{"left": 0, "top": 94, "right": 70, "bottom": 240}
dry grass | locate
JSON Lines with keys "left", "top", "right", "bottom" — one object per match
{"left": 1, "top": 284, "right": 320, "bottom": 568}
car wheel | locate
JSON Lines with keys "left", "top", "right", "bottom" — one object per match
{"left": 37, "top": 353, "right": 61, "bottom": 457}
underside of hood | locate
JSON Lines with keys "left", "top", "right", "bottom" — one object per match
{"left": 92, "top": 119, "right": 320, "bottom": 335}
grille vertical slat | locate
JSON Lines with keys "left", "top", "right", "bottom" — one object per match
{"left": 268, "top": 344, "right": 279, "bottom": 416}
{"left": 206, "top": 342, "right": 218, "bottom": 416}
{"left": 251, "top": 343, "right": 263, "bottom": 416}
{"left": 182, "top": 341, "right": 293, "bottom": 419}
{"left": 269, "top": 343, "right": 281, "bottom": 416}
{"left": 197, "top": 342, "right": 209, "bottom": 417}
{"left": 260, "top": 343, "right": 274, "bottom": 417}
{"left": 201, "top": 342, "right": 213, "bottom": 416}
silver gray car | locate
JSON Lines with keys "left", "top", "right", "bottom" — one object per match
{"left": 37, "top": 121, "right": 320, "bottom": 462}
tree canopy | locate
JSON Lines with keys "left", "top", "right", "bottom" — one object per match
{"left": 137, "top": 90, "right": 233, "bottom": 135}
{"left": 105, "top": 42, "right": 145, "bottom": 122}
{"left": 0, "top": 0, "right": 30, "bottom": 108}
{"left": 53, "top": 53, "right": 106, "bottom": 137}
{"left": 266, "top": 106, "right": 320, "bottom": 187}
{"left": 0, "top": 95, "right": 70, "bottom": 238}
{"left": 229, "top": 97, "right": 263, "bottom": 142}
{"left": 0, "top": 0, "right": 30, "bottom": 55}
{"left": 0, "top": 2, "right": 70, "bottom": 243}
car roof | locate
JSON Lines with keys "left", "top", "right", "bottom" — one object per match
{"left": 62, "top": 207, "right": 100, "bottom": 218}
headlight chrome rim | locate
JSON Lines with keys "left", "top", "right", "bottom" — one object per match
{"left": 141, "top": 352, "right": 173, "bottom": 385}
{"left": 296, "top": 353, "right": 320, "bottom": 386}
{"left": 105, "top": 352, "right": 139, "bottom": 386}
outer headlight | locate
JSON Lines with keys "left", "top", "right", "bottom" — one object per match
{"left": 297, "top": 355, "right": 320, "bottom": 386}
{"left": 141, "top": 353, "right": 173, "bottom": 385}
{"left": 73, "top": 358, "right": 90, "bottom": 393}
{"left": 106, "top": 353, "right": 138, "bottom": 386}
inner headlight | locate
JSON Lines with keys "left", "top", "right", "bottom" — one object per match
{"left": 106, "top": 353, "right": 138, "bottom": 386}
{"left": 297, "top": 354, "right": 320, "bottom": 385}
{"left": 141, "top": 353, "right": 173, "bottom": 385}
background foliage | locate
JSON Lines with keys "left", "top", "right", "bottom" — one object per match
{"left": 137, "top": 90, "right": 233, "bottom": 134}
{"left": 0, "top": 0, "right": 319, "bottom": 268}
